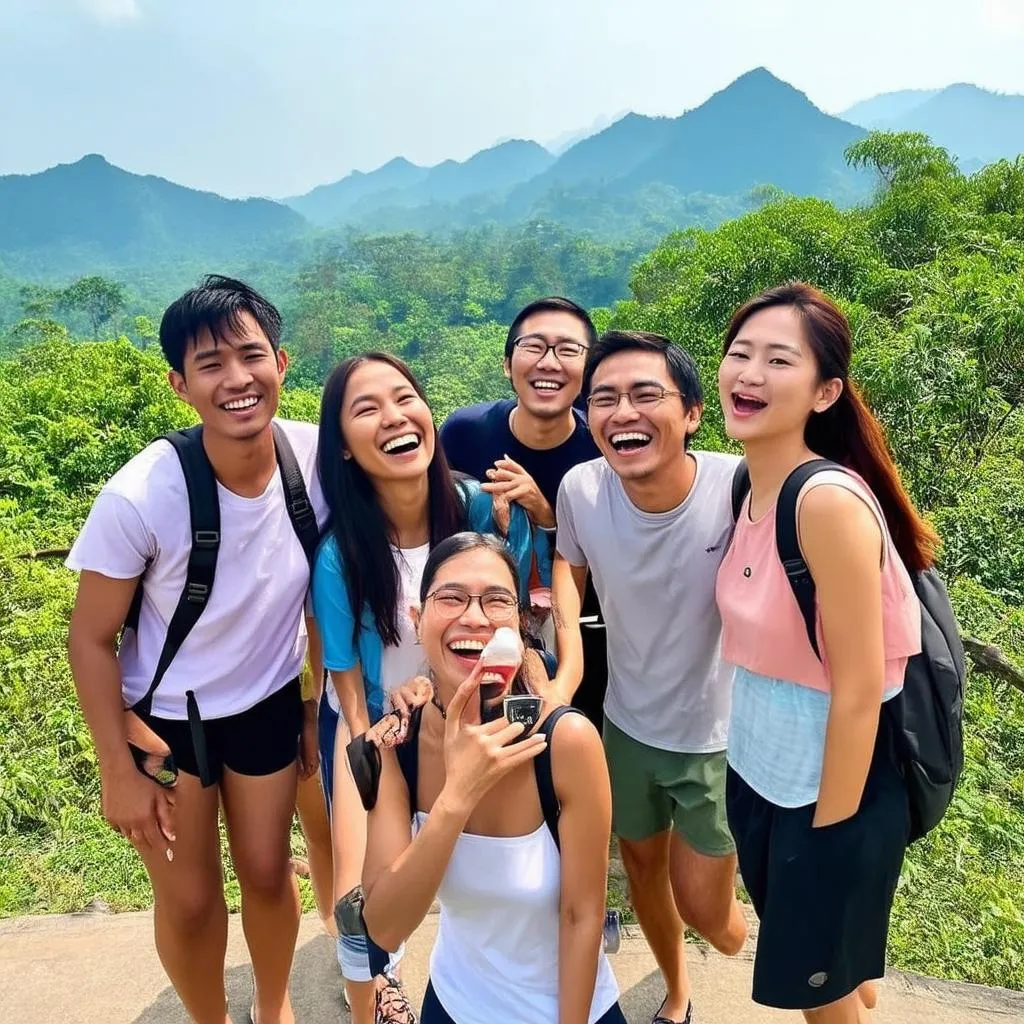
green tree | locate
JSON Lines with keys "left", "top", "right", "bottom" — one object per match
{"left": 132, "top": 315, "right": 158, "bottom": 351}
{"left": 58, "top": 276, "right": 126, "bottom": 340}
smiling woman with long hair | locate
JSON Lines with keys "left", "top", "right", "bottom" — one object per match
{"left": 310, "top": 353, "right": 537, "bottom": 1022}
{"left": 358, "top": 532, "right": 623, "bottom": 1023}
{"left": 715, "top": 282, "right": 934, "bottom": 1024}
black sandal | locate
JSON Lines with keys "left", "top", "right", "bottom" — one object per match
{"left": 652, "top": 996, "right": 692, "bottom": 1024}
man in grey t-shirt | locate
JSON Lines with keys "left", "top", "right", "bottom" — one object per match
{"left": 552, "top": 331, "right": 747, "bottom": 1024}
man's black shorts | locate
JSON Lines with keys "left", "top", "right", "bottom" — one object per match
{"left": 141, "top": 678, "right": 303, "bottom": 784}
{"left": 726, "top": 724, "right": 910, "bottom": 1010}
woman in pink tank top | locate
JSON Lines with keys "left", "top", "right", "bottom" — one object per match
{"left": 715, "top": 282, "right": 938, "bottom": 1023}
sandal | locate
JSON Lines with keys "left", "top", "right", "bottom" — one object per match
{"left": 653, "top": 996, "right": 692, "bottom": 1024}
{"left": 375, "top": 970, "right": 417, "bottom": 1024}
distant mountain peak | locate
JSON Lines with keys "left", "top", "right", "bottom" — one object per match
{"left": 709, "top": 67, "right": 814, "bottom": 108}
{"left": 0, "top": 155, "right": 305, "bottom": 277}
{"left": 379, "top": 156, "right": 421, "bottom": 171}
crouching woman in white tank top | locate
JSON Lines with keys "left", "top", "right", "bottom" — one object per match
{"left": 353, "top": 531, "right": 623, "bottom": 1023}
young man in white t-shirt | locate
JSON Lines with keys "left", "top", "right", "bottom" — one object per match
{"left": 552, "top": 331, "right": 748, "bottom": 1024}
{"left": 66, "top": 275, "right": 328, "bottom": 1024}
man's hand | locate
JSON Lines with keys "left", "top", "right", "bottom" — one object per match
{"left": 483, "top": 456, "right": 556, "bottom": 529}
{"left": 298, "top": 699, "right": 320, "bottom": 779}
{"left": 101, "top": 762, "right": 176, "bottom": 855}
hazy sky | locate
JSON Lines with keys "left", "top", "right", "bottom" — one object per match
{"left": 2, "top": 0, "right": 1022, "bottom": 198}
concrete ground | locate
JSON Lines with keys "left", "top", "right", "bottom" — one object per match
{"left": 1, "top": 908, "right": 1022, "bottom": 1023}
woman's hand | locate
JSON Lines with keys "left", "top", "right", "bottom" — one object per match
{"left": 439, "top": 659, "right": 547, "bottom": 817}
{"left": 388, "top": 675, "right": 433, "bottom": 720}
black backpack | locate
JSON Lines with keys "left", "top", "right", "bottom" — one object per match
{"left": 730, "top": 458, "right": 966, "bottom": 843}
{"left": 396, "top": 704, "right": 584, "bottom": 850}
{"left": 123, "top": 422, "right": 321, "bottom": 783}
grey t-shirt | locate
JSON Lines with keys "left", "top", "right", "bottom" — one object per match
{"left": 556, "top": 450, "right": 740, "bottom": 753}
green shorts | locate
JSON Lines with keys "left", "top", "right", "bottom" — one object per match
{"left": 603, "top": 717, "right": 735, "bottom": 857}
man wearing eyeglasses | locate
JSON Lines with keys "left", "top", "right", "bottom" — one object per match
{"left": 552, "top": 331, "right": 747, "bottom": 1024}
{"left": 439, "top": 296, "right": 609, "bottom": 723}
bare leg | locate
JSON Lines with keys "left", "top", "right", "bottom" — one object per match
{"left": 668, "top": 832, "right": 747, "bottom": 956}
{"left": 133, "top": 772, "right": 228, "bottom": 1024}
{"left": 618, "top": 831, "right": 690, "bottom": 1020}
{"left": 858, "top": 981, "right": 877, "bottom": 1010}
{"left": 222, "top": 764, "right": 301, "bottom": 1024}
{"left": 804, "top": 991, "right": 866, "bottom": 1024}
{"left": 295, "top": 770, "right": 336, "bottom": 936}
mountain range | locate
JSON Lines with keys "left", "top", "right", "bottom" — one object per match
{"left": 2, "top": 69, "right": 1022, "bottom": 281}
{"left": 0, "top": 154, "right": 306, "bottom": 279}
{"left": 290, "top": 69, "right": 871, "bottom": 230}
{"left": 840, "top": 83, "right": 1024, "bottom": 167}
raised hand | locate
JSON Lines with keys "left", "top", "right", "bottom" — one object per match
{"left": 439, "top": 658, "right": 547, "bottom": 817}
{"left": 483, "top": 455, "right": 555, "bottom": 529}
{"left": 389, "top": 674, "right": 433, "bottom": 721}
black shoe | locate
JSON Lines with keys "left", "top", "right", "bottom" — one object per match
{"left": 652, "top": 997, "right": 692, "bottom": 1024}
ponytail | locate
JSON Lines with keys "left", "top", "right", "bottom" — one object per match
{"left": 724, "top": 282, "right": 939, "bottom": 571}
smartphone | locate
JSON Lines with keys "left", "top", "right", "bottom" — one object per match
{"left": 503, "top": 694, "right": 542, "bottom": 731}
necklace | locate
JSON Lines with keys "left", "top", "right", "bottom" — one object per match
{"left": 431, "top": 692, "right": 447, "bottom": 720}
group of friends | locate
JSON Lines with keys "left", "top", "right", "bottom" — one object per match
{"left": 66, "top": 273, "right": 936, "bottom": 1024}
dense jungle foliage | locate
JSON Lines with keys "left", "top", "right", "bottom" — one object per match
{"left": 1, "top": 133, "right": 1022, "bottom": 990}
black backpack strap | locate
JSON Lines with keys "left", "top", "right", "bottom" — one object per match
{"left": 131, "top": 426, "right": 220, "bottom": 716}
{"left": 272, "top": 421, "right": 320, "bottom": 568}
{"left": 730, "top": 459, "right": 750, "bottom": 521}
{"left": 395, "top": 706, "right": 424, "bottom": 812}
{"left": 775, "top": 459, "right": 845, "bottom": 662}
{"left": 534, "top": 705, "right": 586, "bottom": 851}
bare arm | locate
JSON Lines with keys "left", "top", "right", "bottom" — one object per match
{"left": 67, "top": 570, "right": 174, "bottom": 848}
{"left": 553, "top": 715, "right": 612, "bottom": 1024}
{"left": 298, "top": 615, "right": 323, "bottom": 779}
{"left": 331, "top": 665, "right": 372, "bottom": 737}
{"left": 551, "top": 553, "right": 587, "bottom": 703}
{"left": 800, "top": 485, "right": 885, "bottom": 827}
{"left": 361, "top": 747, "right": 469, "bottom": 952}
{"left": 305, "top": 614, "right": 324, "bottom": 702}
{"left": 68, "top": 570, "right": 139, "bottom": 771}
{"left": 362, "top": 664, "right": 548, "bottom": 951}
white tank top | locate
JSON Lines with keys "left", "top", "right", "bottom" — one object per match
{"left": 413, "top": 811, "right": 619, "bottom": 1023}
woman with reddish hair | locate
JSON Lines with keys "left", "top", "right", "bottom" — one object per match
{"left": 715, "top": 282, "right": 936, "bottom": 1023}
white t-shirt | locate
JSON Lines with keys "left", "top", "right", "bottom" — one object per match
{"left": 325, "top": 543, "right": 430, "bottom": 713}
{"left": 556, "top": 451, "right": 740, "bottom": 753}
{"left": 66, "top": 419, "right": 328, "bottom": 720}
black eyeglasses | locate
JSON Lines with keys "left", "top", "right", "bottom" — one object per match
{"left": 425, "top": 587, "right": 519, "bottom": 622}
{"left": 512, "top": 336, "right": 588, "bottom": 362}
{"left": 586, "top": 385, "right": 683, "bottom": 411}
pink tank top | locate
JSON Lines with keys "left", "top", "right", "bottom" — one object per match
{"left": 716, "top": 469, "right": 921, "bottom": 693}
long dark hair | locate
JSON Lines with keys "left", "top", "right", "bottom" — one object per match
{"left": 724, "top": 281, "right": 939, "bottom": 572}
{"left": 418, "top": 532, "right": 522, "bottom": 604}
{"left": 318, "top": 353, "right": 467, "bottom": 646}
